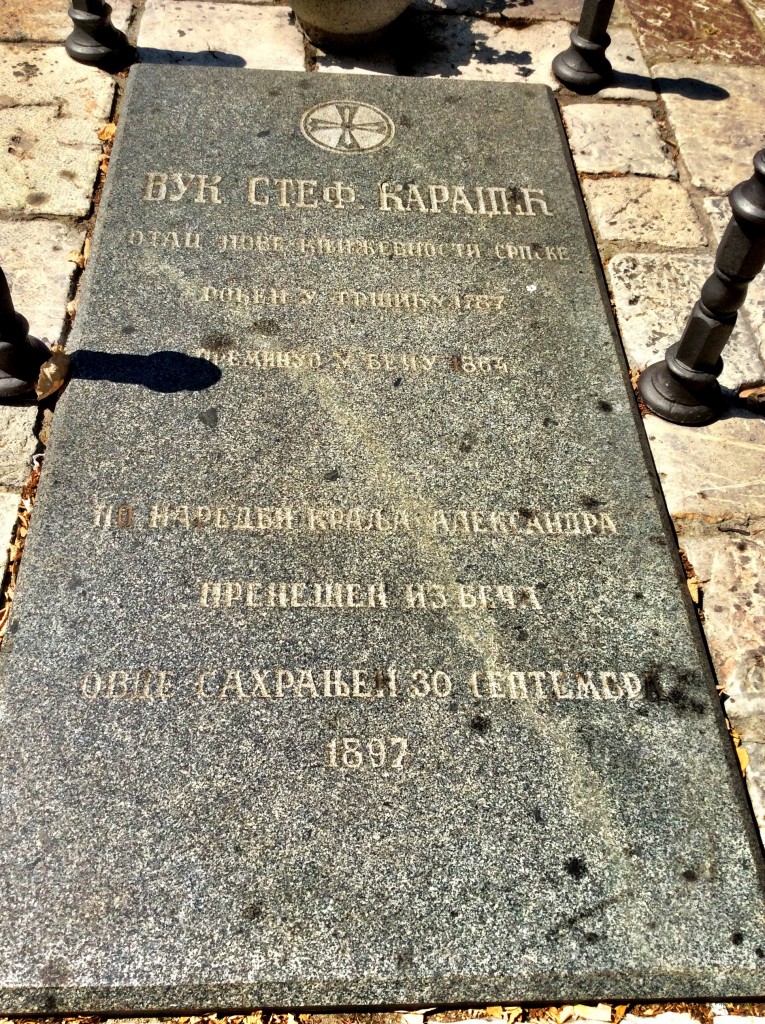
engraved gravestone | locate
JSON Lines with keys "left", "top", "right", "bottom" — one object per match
{"left": 1, "top": 68, "right": 764, "bottom": 1012}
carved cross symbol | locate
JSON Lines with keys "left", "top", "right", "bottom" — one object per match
{"left": 302, "top": 101, "right": 394, "bottom": 153}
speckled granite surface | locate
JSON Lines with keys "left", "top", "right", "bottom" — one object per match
{"left": 0, "top": 68, "right": 763, "bottom": 1012}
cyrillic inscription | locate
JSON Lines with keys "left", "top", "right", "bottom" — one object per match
{"left": 91, "top": 502, "right": 620, "bottom": 537}
{"left": 78, "top": 666, "right": 647, "bottom": 702}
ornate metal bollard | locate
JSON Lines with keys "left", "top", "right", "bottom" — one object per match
{"left": 552, "top": 0, "right": 616, "bottom": 93}
{"left": 0, "top": 268, "right": 50, "bottom": 401}
{"left": 65, "top": 0, "right": 133, "bottom": 69}
{"left": 639, "top": 150, "right": 765, "bottom": 425}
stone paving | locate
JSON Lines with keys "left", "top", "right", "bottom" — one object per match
{"left": 1, "top": 0, "right": 765, "bottom": 1006}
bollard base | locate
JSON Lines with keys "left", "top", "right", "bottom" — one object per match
{"left": 638, "top": 343, "right": 725, "bottom": 426}
{"left": 552, "top": 30, "right": 613, "bottom": 93}
{"left": 65, "top": 2, "right": 133, "bottom": 70}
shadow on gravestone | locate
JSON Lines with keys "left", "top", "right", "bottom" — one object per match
{"left": 70, "top": 350, "right": 222, "bottom": 392}
{"left": 137, "top": 48, "right": 246, "bottom": 67}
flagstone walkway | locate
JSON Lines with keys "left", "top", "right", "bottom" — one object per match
{"left": 1, "top": 0, "right": 765, "bottom": 1015}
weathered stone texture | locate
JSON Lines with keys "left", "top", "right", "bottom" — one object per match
{"left": 642, "top": 411, "right": 765, "bottom": 519}
{"left": 562, "top": 103, "right": 676, "bottom": 177}
{"left": 0, "top": 220, "right": 85, "bottom": 344}
{"left": 0, "top": 406, "right": 38, "bottom": 491}
{"left": 654, "top": 62, "right": 765, "bottom": 193}
{"left": 582, "top": 177, "right": 706, "bottom": 248}
{"left": 137, "top": 1, "right": 305, "bottom": 68}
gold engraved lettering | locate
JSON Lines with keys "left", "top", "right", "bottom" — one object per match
{"left": 142, "top": 171, "right": 223, "bottom": 204}
{"left": 495, "top": 243, "right": 569, "bottom": 261}
{"left": 330, "top": 290, "right": 504, "bottom": 313}
{"left": 327, "top": 736, "right": 409, "bottom": 769}
{"left": 80, "top": 669, "right": 174, "bottom": 700}
{"left": 379, "top": 181, "right": 553, "bottom": 217}
{"left": 217, "top": 233, "right": 283, "bottom": 252}
{"left": 200, "top": 579, "right": 389, "bottom": 610}
{"left": 468, "top": 669, "right": 644, "bottom": 700}
{"left": 297, "top": 236, "right": 480, "bottom": 259}
{"left": 247, "top": 177, "right": 357, "bottom": 210}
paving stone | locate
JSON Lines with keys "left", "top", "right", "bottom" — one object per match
{"left": 623, "top": 0, "right": 765, "bottom": 65}
{"left": 0, "top": 219, "right": 85, "bottom": 344}
{"left": 704, "top": 195, "right": 765, "bottom": 368}
{"left": 607, "top": 253, "right": 765, "bottom": 391}
{"left": 642, "top": 409, "right": 765, "bottom": 519}
{"left": 317, "top": 13, "right": 569, "bottom": 83}
{"left": 676, "top": 524, "right": 765, "bottom": 743}
{"left": 317, "top": 15, "right": 646, "bottom": 94}
{"left": 0, "top": 105, "right": 104, "bottom": 217}
{"left": 412, "top": 0, "right": 582, "bottom": 17}
{"left": 0, "top": 44, "right": 114, "bottom": 216}
{"left": 0, "top": 43, "right": 114, "bottom": 119}
{"left": 743, "top": 741, "right": 765, "bottom": 835}
{"left": 0, "top": 0, "right": 130, "bottom": 43}
{"left": 582, "top": 177, "right": 707, "bottom": 248}
{"left": 137, "top": 1, "right": 305, "bottom": 69}
{"left": 412, "top": 0, "right": 630, "bottom": 20}
{"left": 0, "top": 491, "right": 20, "bottom": 575}
{"left": 0, "top": 405, "right": 38, "bottom": 491}
{"left": 562, "top": 103, "right": 676, "bottom": 177}
{"left": 653, "top": 61, "right": 765, "bottom": 194}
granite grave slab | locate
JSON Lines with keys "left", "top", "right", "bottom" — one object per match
{"left": 1, "top": 68, "right": 764, "bottom": 1012}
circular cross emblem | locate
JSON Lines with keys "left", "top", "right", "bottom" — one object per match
{"left": 301, "top": 101, "right": 394, "bottom": 154}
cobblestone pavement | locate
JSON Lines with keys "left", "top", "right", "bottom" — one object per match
{"left": 1, "top": 0, "right": 765, "bottom": 1014}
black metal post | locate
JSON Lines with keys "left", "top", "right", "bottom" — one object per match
{"left": 639, "top": 149, "right": 765, "bottom": 426}
{"left": 552, "top": 0, "right": 616, "bottom": 94}
{"left": 0, "top": 268, "right": 50, "bottom": 401}
{"left": 65, "top": 0, "right": 133, "bottom": 70}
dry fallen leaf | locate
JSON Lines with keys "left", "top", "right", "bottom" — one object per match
{"left": 486, "top": 1010, "right": 506, "bottom": 1020}
{"left": 686, "top": 576, "right": 701, "bottom": 604}
{"left": 97, "top": 122, "right": 117, "bottom": 141}
{"left": 39, "top": 407, "right": 54, "bottom": 446}
{"left": 505, "top": 1010, "right": 523, "bottom": 1024}
{"left": 737, "top": 745, "right": 750, "bottom": 775}
{"left": 573, "top": 1007, "right": 612, "bottom": 1023}
{"left": 35, "top": 345, "right": 70, "bottom": 401}
{"left": 67, "top": 248, "right": 86, "bottom": 267}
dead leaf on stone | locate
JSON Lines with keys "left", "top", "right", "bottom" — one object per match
{"left": 505, "top": 1010, "right": 522, "bottom": 1024}
{"left": 39, "top": 408, "right": 54, "bottom": 446}
{"left": 67, "top": 248, "right": 86, "bottom": 268}
{"left": 739, "top": 384, "right": 765, "bottom": 409}
{"left": 97, "top": 122, "right": 117, "bottom": 142}
{"left": 66, "top": 298, "right": 78, "bottom": 319}
{"left": 738, "top": 745, "right": 750, "bottom": 775}
{"left": 573, "top": 1007, "right": 612, "bottom": 1023}
{"left": 35, "top": 345, "right": 70, "bottom": 401}
{"left": 686, "top": 576, "right": 701, "bottom": 604}
{"left": 485, "top": 1010, "right": 505, "bottom": 1020}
